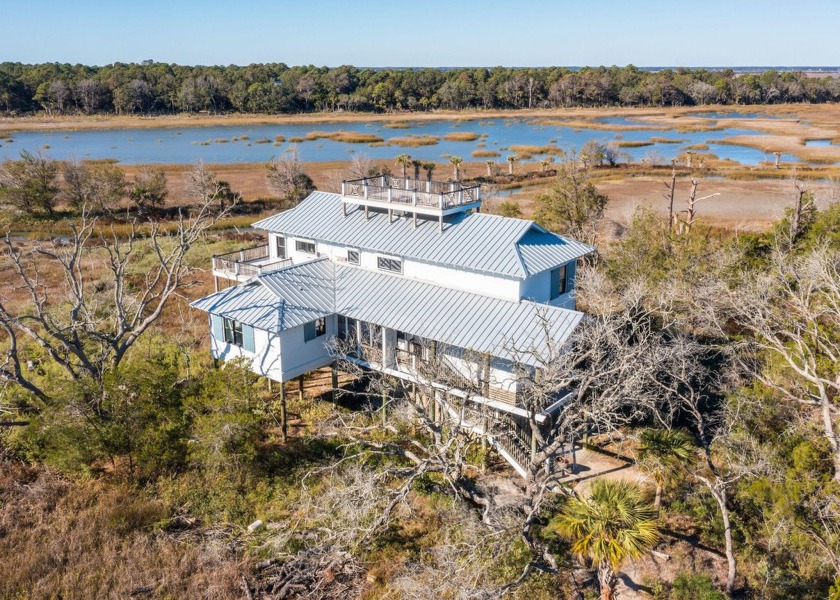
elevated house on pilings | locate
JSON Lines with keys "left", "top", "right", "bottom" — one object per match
{"left": 191, "top": 176, "right": 595, "bottom": 476}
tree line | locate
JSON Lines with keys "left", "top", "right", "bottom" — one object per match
{"left": 2, "top": 62, "right": 839, "bottom": 115}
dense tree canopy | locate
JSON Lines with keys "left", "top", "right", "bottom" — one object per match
{"left": 1, "top": 62, "right": 838, "bottom": 115}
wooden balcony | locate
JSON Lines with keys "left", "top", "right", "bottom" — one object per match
{"left": 212, "top": 244, "right": 292, "bottom": 283}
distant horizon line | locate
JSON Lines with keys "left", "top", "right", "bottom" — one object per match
{"left": 3, "top": 61, "right": 840, "bottom": 72}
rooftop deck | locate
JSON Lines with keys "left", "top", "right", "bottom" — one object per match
{"left": 341, "top": 175, "right": 481, "bottom": 229}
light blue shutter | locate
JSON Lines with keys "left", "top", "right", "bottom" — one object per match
{"left": 242, "top": 325, "right": 255, "bottom": 352}
{"left": 303, "top": 321, "right": 316, "bottom": 342}
{"left": 550, "top": 269, "right": 560, "bottom": 300}
{"left": 211, "top": 314, "right": 224, "bottom": 340}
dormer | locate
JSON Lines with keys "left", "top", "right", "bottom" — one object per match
{"left": 340, "top": 175, "right": 481, "bottom": 232}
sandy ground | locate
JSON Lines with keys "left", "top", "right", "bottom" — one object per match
{"left": 596, "top": 175, "right": 837, "bottom": 231}
{"left": 564, "top": 442, "right": 731, "bottom": 599}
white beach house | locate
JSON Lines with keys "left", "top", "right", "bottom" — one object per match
{"left": 191, "top": 175, "right": 594, "bottom": 474}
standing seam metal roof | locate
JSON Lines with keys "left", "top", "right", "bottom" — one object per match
{"left": 332, "top": 265, "right": 583, "bottom": 365}
{"left": 251, "top": 192, "right": 593, "bottom": 278}
{"left": 190, "top": 260, "right": 584, "bottom": 366}
{"left": 190, "top": 259, "right": 335, "bottom": 331}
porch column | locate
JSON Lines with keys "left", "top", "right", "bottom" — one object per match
{"left": 279, "top": 383, "right": 288, "bottom": 443}
{"left": 331, "top": 363, "right": 339, "bottom": 403}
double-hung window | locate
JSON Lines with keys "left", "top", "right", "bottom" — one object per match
{"left": 275, "top": 235, "right": 286, "bottom": 259}
{"left": 377, "top": 256, "right": 402, "bottom": 273}
{"left": 223, "top": 317, "right": 244, "bottom": 346}
{"left": 295, "top": 239, "right": 316, "bottom": 255}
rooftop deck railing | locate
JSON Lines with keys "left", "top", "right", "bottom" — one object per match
{"left": 341, "top": 175, "right": 480, "bottom": 210}
{"left": 212, "top": 244, "right": 292, "bottom": 278}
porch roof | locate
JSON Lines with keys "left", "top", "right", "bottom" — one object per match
{"left": 190, "top": 259, "right": 335, "bottom": 331}
{"left": 333, "top": 265, "right": 583, "bottom": 365}
{"left": 191, "top": 259, "right": 584, "bottom": 365}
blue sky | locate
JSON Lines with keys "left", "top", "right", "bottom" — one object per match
{"left": 3, "top": 0, "right": 839, "bottom": 67}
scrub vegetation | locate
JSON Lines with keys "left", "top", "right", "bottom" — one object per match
{"left": 1, "top": 145, "right": 840, "bottom": 599}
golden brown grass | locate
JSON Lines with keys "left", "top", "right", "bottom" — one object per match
{"left": 711, "top": 134, "right": 840, "bottom": 163}
{"left": 304, "top": 130, "right": 384, "bottom": 144}
{"left": 508, "top": 144, "right": 565, "bottom": 159}
{"left": 0, "top": 464, "right": 245, "bottom": 599}
{"left": 382, "top": 123, "right": 411, "bottom": 129}
{"left": 472, "top": 150, "right": 501, "bottom": 157}
{"left": 388, "top": 134, "right": 440, "bottom": 147}
{"left": 443, "top": 132, "right": 480, "bottom": 141}
{"left": 649, "top": 137, "right": 687, "bottom": 144}
{"left": 615, "top": 140, "right": 654, "bottom": 148}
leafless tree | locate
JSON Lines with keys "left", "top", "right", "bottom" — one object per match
{"left": 346, "top": 153, "right": 373, "bottom": 180}
{"left": 706, "top": 245, "right": 840, "bottom": 482}
{"left": 0, "top": 167, "right": 238, "bottom": 403}
{"left": 319, "top": 269, "right": 702, "bottom": 594}
{"left": 788, "top": 176, "right": 816, "bottom": 245}
{"left": 184, "top": 160, "right": 240, "bottom": 212}
{"left": 266, "top": 146, "right": 314, "bottom": 208}
{"left": 647, "top": 333, "right": 747, "bottom": 596}
{"left": 677, "top": 178, "right": 719, "bottom": 235}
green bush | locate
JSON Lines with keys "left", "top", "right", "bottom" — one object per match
{"left": 670, "top": 573, "right": 726, "bottom": 600}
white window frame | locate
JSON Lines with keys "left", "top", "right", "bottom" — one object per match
{"left": 377, "top": 255, "right": 402, "bottom": 274}
{"left": 295, "top": 239, "right": 316, "bottom": 255}
{"left": 347, "top": 248, "right": 360, "bottom": 265}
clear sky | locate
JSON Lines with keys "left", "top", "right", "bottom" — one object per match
{"left": 2, "top": 0, "right": 839, "bottom": 67}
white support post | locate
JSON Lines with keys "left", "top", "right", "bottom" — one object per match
{"left": 341, "top": 181, "right": 346, "bottom": 196}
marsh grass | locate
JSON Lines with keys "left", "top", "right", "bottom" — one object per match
{"left": 388, "top": 134, "right": 440, "bottom": 147}
{"left": 304, "top": 131, "right": 384, "bottom": 144}
{"left": 615, "top": 140, "right": 654, "bottom": 148}
{"left": 443, "top": 132, "right": 480, "bottom": 141}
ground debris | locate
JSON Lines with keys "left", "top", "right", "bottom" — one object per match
{"left": 255, "top": 545, "right": 365, "bottom": 599}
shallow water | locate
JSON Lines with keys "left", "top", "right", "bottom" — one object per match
{"left": 0, "top": 115, "right": 813, "bottom": 166}
{"left": 804, "top": 139, "right": 833, "bottom": 147}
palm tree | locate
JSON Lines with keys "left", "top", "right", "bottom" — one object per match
{"left": 422, "top": 162, "right": 436, "bottom": 182}
{"left": 411, "top": 159, "right": 423, "bottom": 180}
{"left": 636, "top": 428, "right": 695, "bottom": 512}
{"left": 549, "top": 480, "right": 659, "bottom": 600}
{"left": 540, "top": 157, "right": 554, "bottom": 173}
{"left": 449, "top": 155, "right": 463, "bottom": 181}
{"left": 506, "top": 155, "right": 517, "bottom": 175}
{"left": 395, "top": 153, "right": 411, "bottom": 179}
{"left": 485, "top": 159, "right": 495, "bottom": 177}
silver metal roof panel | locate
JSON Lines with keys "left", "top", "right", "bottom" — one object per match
{"left": 252, "top": 192, "right": 592, "bottom": 278}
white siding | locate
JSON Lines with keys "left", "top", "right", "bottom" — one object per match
{"left": 210, "top": 326, "right": 283, "bottom": 380}
{"left": 306, "top": 239, "right": 521, "bottom": 300}
{"left": 279, "top": 315, "right": 336, "bottom": 380}
{"left": 211, "top": 315, "right": 335, "bottom": 382}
